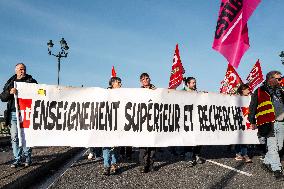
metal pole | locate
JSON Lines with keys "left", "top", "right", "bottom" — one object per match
{"left": 58, "top": 56, "right": 60, "bottom": 85}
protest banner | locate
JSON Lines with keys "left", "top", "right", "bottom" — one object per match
{"left": 16, "top": 83, "right": 259, "bottom": 147}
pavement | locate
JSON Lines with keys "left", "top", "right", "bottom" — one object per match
{"left": 1, "top": 143, "right": 284, "bottom": 188}
{"left": 50, "top": 146, "right": 284, "bottom": 189}
{"left": 0, "top": 142, "right": 82, "bottom": 189}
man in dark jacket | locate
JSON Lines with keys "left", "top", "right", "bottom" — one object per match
{"left": 248, "top": 70, "right": 284, "bottom": 180}
{"left": 0, "top": 63, "right": 37, "bottom": 168}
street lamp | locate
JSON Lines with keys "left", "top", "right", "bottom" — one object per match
{"left": 47, "top": 38, "right": 69, "bottom": 85}
{"left": 280, "top": 51, "right": 284, "bottom": 65}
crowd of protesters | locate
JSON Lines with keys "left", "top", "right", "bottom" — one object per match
{"left": 1, "top": 63, "right": 284, "bottom": 181}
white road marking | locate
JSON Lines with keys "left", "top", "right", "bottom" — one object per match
{"left": 206, "top": 159, "right": 253, "bottom": 177}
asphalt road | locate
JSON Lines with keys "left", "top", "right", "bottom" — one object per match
{"left": 49, "top": 146, "right": 284, "bottom": 189}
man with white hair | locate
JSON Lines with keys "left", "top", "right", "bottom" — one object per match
{"left": 0, "top": 63, "right": 37, "bottom": 168}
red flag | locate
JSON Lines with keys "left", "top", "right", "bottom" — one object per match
{"left": 111, "top": 66, "right": 116, "bottom": 77}
{"left": 169, "top": 44, "right": 185, "bottom": 89}
{"left": 241, "top": 107, "right": 251, "bottom": 129}
{"left": 212, "top": 0, "right": 261, "bottom": 68}
{"left": 220, "top": 64, "right": 243, "bottom": 94}
{"left": 246, "top": 59, "right": 264, "bottom": 91}
{"left": 280, "top": 78, "right": 284, "bottom": 87}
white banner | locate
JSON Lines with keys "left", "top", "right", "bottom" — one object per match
{"left": 16, "top": 83, "right": 259, "bottom": 147}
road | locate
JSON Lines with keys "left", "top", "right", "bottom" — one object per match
{"left": 44, "top": 146, "right": 284, "bottom": 189}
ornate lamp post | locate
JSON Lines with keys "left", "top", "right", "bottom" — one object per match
{"left": 47, "top": 38, "right": 69, "bottom": 85}
{"left": 280, "top": 51, "right": 284, "bottom": 65}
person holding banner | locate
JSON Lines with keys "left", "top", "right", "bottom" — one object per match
{"left": 249, "top": 71, "right": 284, "bottom": 180}
{"left": 235, "top": 84, "right": 252, "bottom": 163}
{"left": 102, "top": 76, "right": 122, "bottom": 176}
{"left": 139, "top": 73, "right": 157, "bottom": 173}
{"left": 182, "top": 77, "right": 205, "bottom": 166}
{"left": 0, "top": 63, "right": 37, "bottom": 168}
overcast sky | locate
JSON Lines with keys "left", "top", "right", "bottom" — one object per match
{"left": 0, "top": 0, "right": 283, "bottom": 115}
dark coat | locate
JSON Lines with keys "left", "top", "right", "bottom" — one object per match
{"left": 0, "top": 74, "right": 37, "bottom": 125}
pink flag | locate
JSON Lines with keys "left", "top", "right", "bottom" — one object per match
{"left": 220, "top": 64, "right": 243, "bottom": 94}
{"left": 169, "top": 44, "right": 185, "bottom": 89}
{"left": 212, "top": 0, "right": 261, "bottom": 68}
{"left": 246, "top": 59, "right": 264, "bottom": 91}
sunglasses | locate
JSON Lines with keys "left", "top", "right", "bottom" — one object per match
{"left": 274, "top": 77, "right": 282, "bottom": 82}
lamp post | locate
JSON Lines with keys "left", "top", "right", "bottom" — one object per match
{"left": 280, "top": 51, "right": 284, "bottom": 65}
{"left": 47, "top": 38, "right": 69, "bottom": 85}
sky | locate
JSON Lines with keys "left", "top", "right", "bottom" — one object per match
{"left": 0, "top": 0, "right": 284, "bottom": 115}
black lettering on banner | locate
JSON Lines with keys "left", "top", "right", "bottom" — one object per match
{"left": 33, "top": 100, "right": 41, "bottom": 130}
{"left": 175, "top": 104, "right": 180, "bottom": 132}
{"left": 124, "top": 102, "right": 139, "bottom": 132}
{"left": 163, "top": 104, "right": 168, "bottom": 132}
{"left": 46, "top": 101, "right": 56, "bottom": 130}
{"left": 63, "top": 101, "right": 68, "bottom": 130}
{"left": 112, "top": 101, "right": 120, "bottom": 131}
{"left": 184, "top": 104, "right": 193, "bottom": 132}
{"left": 99, "top": 102, "right": 106, "bottom": 131}
{"left": 208, "top": 105, "right": 217, "bottom": 132}
{"left": 198, "top": 105, "right": 209, "bottom": 131}
{"left": 233, "top": 106, "right": 245, "bottom": 130}
{"left": 68, "top": 102, "right": 76, "bottom": 131}
{"left": 105, "top": 102, "right": 112, "bottom": 131}
{"left": 140, "top": 103, "right": 147, "bottom": 132}
{"left": 153, "top": 103, "right": 160, "bottom": 132}
{"left": 41, "top": 100, "right": 48, "bottom": 129}
{"left": 90, "top": 102, "right": 99, "bottom": 130}
{"left": 215, "top": 106, "right": 223, "bottom": 130}
{"left": 159, "top": 104, "right": 163, "bottom": 132}
{"left": 168, "top": 104, "right": 174, "bottom": 132}
{"left": 56, "top": 101, "right": 63, "bottom": 130}
{"left": 147, "top": 103, "right": 153, "bottom": 132}
{"left": 81, "top": 102, "right": 90, "bottom": 130}
{"left": 221, "top": 106, "right": 230, "bottom": 131}
{"left": 124, "top": 102, "right": 132, "bottom": 131}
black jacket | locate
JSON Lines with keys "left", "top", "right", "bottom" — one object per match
{"left": 0, "top": 74, "right": 37, "bottom": 125}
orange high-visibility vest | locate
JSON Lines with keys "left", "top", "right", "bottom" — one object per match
{"left": 256, "top": 88, "right": 275, "bottom": 126}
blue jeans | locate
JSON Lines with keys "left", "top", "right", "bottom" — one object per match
{"left": 263, "top": 121, "right": 284, "bottom": 171}
{"left": 10, "top": 112, "right": 32, "bottom": 163}
{"left": 235, "top": 145, "right": 248, "bottom": 156}
{"left": 102, "top": 147, "right": 117, "bottom": 168}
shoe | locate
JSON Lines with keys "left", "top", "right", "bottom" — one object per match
{"left": 140, "top": 166, "right": 149, "bottom": 173}
{"left": 110, "top": 164, "right": 118, "bottom": 174}
{"left": 10, "top": 162, "right": 21, "bottom": 168}
{"left": 103, "top": 167, "right": 110, "bottom": 176}
{"left": 24, "top": 161, "right": 31, "bottom": 167}
{"left": 261, "top": 163, "right": 273, "bottom": 173}
{"left": 149, "top": 164, "right": 155, "bottom": 172}
{"left": 243, "top": 155, "right": 252, "bottom": 163}
{"left": 196, "top": 156, "right": 206, "bottom": 164}
{"left": 87, "top": 153, "right": 93, "bottom": 160}
{"left": 235, "top": 154, "right": 244, "bottom": 161}
{"left": 273, "top": 170, "right": 284, "bottom": 181}
{"left": 188, "top": 160, "right": 195, "bottom": 167}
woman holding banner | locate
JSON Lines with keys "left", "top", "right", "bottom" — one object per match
{"left": 102, "top": 77, "right": 122, "bottom": 176}
{"left": 235, "top": 84, "right": 252, "bottom": 163}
